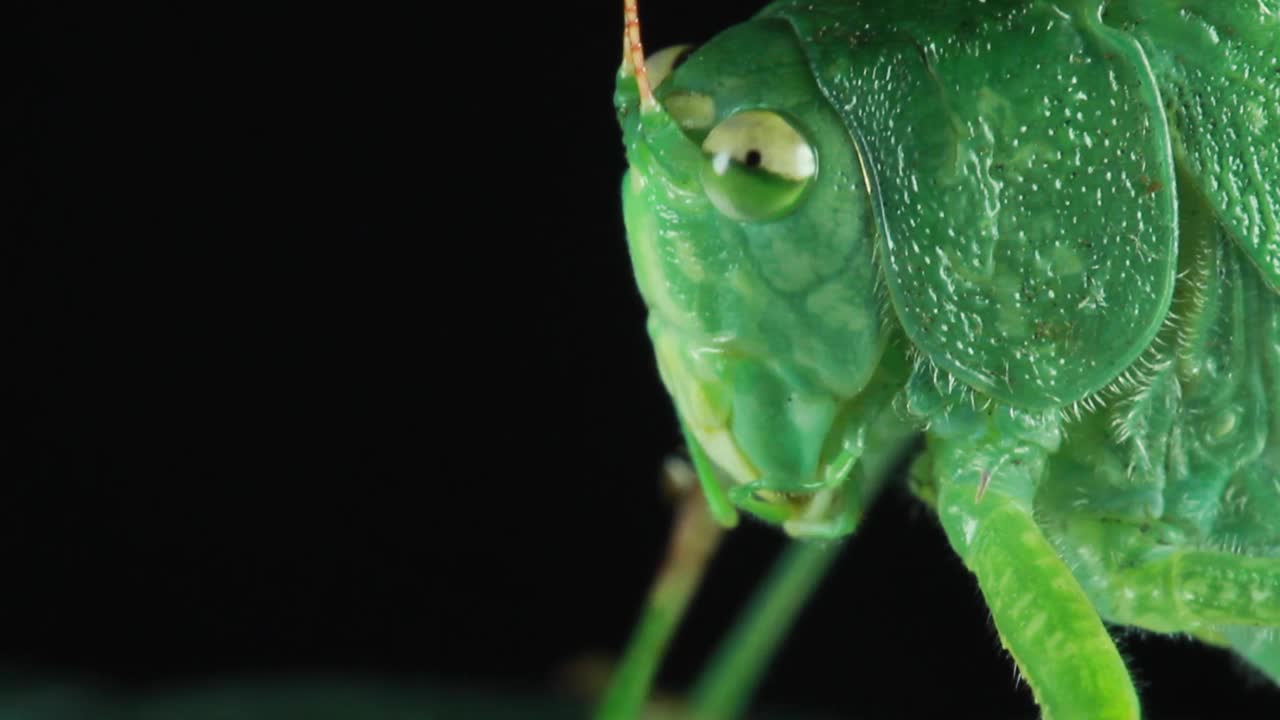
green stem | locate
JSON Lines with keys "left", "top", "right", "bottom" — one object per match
{"left": 596, "top": 489, "right": 725, "bottom": 720}
{"left": 687, "top": 427, "right": 917, "bottom": 720}
{"left": 688, "top": 538, "right": 843, "bottom": 720}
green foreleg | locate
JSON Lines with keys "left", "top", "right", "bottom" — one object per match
{"left": 689, "top": 538, "right": 843, "bottom": 719}
{"left": 596, "top": 483, "right": 725, "bottom": 720}
{"left": 934, "top": 440, "right": 1140, "bottom": 720}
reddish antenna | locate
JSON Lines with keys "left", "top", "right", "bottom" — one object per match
{"left": 623, "top": 0, "right": 657, "bottom": 111}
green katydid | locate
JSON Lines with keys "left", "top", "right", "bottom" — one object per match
{"left": 608, "top": 0, "right": 1280, "bottom": 718}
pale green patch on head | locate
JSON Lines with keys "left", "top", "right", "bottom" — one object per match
{"left": 805, "top": 281, "right": 874, "bottom": 335}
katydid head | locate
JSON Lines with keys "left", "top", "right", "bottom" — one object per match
{"left": 615, "top": 7, "right": 899, "bottom": 534}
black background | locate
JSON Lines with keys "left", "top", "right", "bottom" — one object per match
{"left": 8, "top": 1, "right": 1280, "bottom": 718}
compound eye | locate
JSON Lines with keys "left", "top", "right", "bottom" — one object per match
{"left": 700, "top": 110, "right": 816, "bottom": 222}
{"left": 645, "top": 45, "right": 695, "bottom": 90}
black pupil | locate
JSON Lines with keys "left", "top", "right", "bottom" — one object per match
{"left": 744, "top": 150, "right": 763, "bottom": 168}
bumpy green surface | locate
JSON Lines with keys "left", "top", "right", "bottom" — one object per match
{"left": 617, "top": 0, "right": 1280, "bottom": 717}
{"left": 1107, "top": 0, "right": 1280, "bottom": 293}
{"left": 766, "top": 0, "right": 1178, "bottom": 411}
